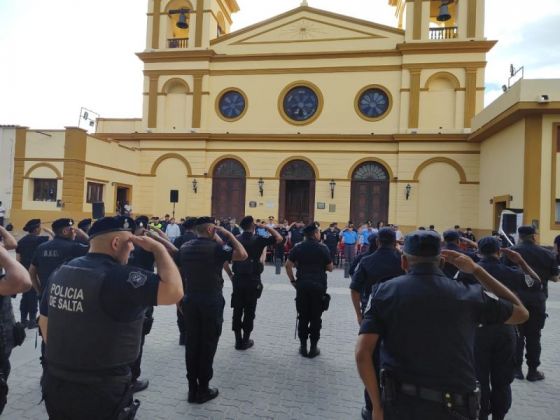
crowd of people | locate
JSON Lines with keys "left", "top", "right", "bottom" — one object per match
{"left": 0, "top": 211, "right": 558, "bottom": 420}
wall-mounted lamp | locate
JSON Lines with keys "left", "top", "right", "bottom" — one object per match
{"left": 329, "top": 179, "right": 336, "bottom": 199}
{"left": 192, "top": 179, "right": 198, "bottom": 194}
{"left": 258, "top": 178, "right": 264, "bottom": 197}
{"left": 169, "top": 8, "right": 190, "bottom": 29}
{"left": 405, "top": 184, "right": 412, "bottom": 200}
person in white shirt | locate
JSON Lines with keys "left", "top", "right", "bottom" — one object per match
{"left": 165, "top": 218, "right": 181, "bottom": 243}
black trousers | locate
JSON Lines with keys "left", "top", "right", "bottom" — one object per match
{"left": 385, "top": 394, "right": 475, "bottom": 420}
{"left": 130, "top": 307, "right": 153, "bottom": 382}
{"left": 42, "top": 372, "right": 132, "bottom": 420}
{"left": 475, "top": 325, "right": 515, "bottom": 419}
{"left": 0, "top": 357, "right": 11, "bottom": 415}
{"left": 182, "top": 293, "right": 225, "bottom": 389}
{"left": 295, "top": 287, "right": 324, "bottom": 342}
{"left": 20, "top": 289, "right": 38, "bottom": 322}
{"left": 231, "top": 283, "right": 259, "bottom": 334}
{"left": 177, "top": 307, "right": 185, "bottom": 335}
{"left": 516, "top": 301, "right": 546, "bottom": 369}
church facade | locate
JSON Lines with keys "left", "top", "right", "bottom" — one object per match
{"left": 9, "top": 0, "right": 560, "bottom": 242}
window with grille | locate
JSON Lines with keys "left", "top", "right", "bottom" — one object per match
{"left": 87, "top": 182, "right": 104, "bottom": 203}
{"left": 33, "top": 179, "right": 57, "bottom": 202}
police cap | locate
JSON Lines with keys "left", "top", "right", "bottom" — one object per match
{"left": 194, "top": 217, "right": 215, "bottom": 226}
{"left": 135, "top": 216, "right": 150, "bottom": 229}
{"left": 443, "top": 229, "right": 461, "bottom": 242}
{"left": 52, "top": 218, "right": 74, "bottom": 231}
{"left": 303, "top": 223, "right": 318, "bottom": 236}
{"left": 77, "top": 218, "right": 92, "bottom": 230}
{"left": 378, "top": 227, "right": 396, "bottom": 243}
{"left": 518, "top": 225, "right": 536, "bottom": 235}
{"left": 404, "top": 230, "right": 441, "bottom": 257}
{"left": 23, "top": 219, "right": 41, "bottom": 233}
{"left": 89, "top": 216, "right": 136, "bottom": 238}
{"left": 478, "top": 236, "right": 501, "bottom": 256}
{"left": 240, "top": 216, "right": 254, "bottom": 230}
{"left": 182, "top": 217, "right": 197, "bottom": 230}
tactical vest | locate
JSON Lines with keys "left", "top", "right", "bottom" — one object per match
{"left": 232, "top": 233, "right": 264, "bottom": 279}
{"left": 0, "top": 296, "right": 14, "bottom": 359}
{"left": 180, "top": 238, "right": 224, "bottom": 294}
{"left": 46, "top": 265, "right": 143, "bottom": 371}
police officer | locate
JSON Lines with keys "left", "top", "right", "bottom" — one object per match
{"left": 225, "top": 216, "right": 282, "bottom": 350}
{"left": 356, "top": 231, "right": 529, "bottom": 420}
{"left": 459, "top": 237, "right": 540, "bottom": 420}
{"left": 286, "top": 223, "right": 333, "bottom": 358}
{"left": 0, "top": 234, "right": 32, "bottom": 414}
{"left": 173, "top": 217, "right": 197, "bottom": 345}
{"left": 178, "top": 217, "right": 247, "bottom": 404}
{"left": 350, "top": 227, "right": 404, "bottom": 420}
{"left": 15, "top": 219, "right": 50, "bottom": 328}
{"left": 289, "top": 221, "right": 304, "bottom": 247}
{"left": 442, "top": 229, "right": 478, "bottom": 278}
{"left": 38, "top": 216, "right": 183, "bottom": 420}
{"left": 128, "top": 215, "right": 179, "bottom": 394}
{"left": 509, "top": 225, "right": 558, "bottom": 381}
{"left": 29, "top": 218, "right": 89, "bottom": 295}
{"left": 348, "top": 232, "right": 378, "bottom": 278}
{"left": 76, "top": 219, "right": 92, "bottom": 245}
{"left": 341, "top": 223, "right": 359, "bottom": 267}
{"left": 322, "top": 223, "right": 340, "bottom": 265}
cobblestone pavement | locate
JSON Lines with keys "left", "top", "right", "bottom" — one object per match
{"left": 4, "top": 265, "right": 560, "bottom": 419}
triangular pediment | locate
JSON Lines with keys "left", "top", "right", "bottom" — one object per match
{"left": 211, "top": 6, "right": 404, "bottom": 52}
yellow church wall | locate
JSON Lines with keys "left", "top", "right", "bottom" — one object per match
{"left": 539, "top": 115, "right": 559, "bottom": 244}
{"left": 96, "top": 119, "right": 143, "bottom": 134}
{"left": 25, "top": 131, "right": 65, "bottom": 159}
{"left": 477, "top": 119, "right": 525, "bottom": 230}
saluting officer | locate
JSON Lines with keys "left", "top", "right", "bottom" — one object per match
{"left": 0, "top": 232, "right": 32, "bottom": 415}
{"left": 459, "top": 237, "right": 541, "bottom": 420}
{"left": 38, "top": 216, "right": 183, "bottom": 420}
{"left": 442, "top": 229, "right": 478, "bottom": 278}
{"left": 322, "top": 223, "right": 341, "bottom": 265}
{"left": 509, "top": 225, "right": 559, "bottom": 381}
{"left": 350, "top": 227, "right": 403, "bottom": 420}
{"left": 76, "top": 219, "right": 92, "bottom": 245}
{"left": 29, "top": 218, "right": 89, "bottom": 296}
{"left": 356, "top": 231, "right": 529, "bottom": 420}
{"left": 15, "top": 219, "right": 50, "bottom": 328}
{"left": 286, "top": 223, "right": 333, "bottom": 358}
{"left": 225, "top": 216, "right": 282, "bottom": 350}
{"left": 178, "top": 217, "right": 247, "bottom": 404}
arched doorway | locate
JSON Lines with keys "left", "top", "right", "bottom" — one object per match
{"left": 279, "top": 160, "right": 316, "bottom": 223}
{"left": 211, "top": 159, "right": 246, "bottom": 222}
{"left": 350, "top": 162, "right": 389, "bottom": 225}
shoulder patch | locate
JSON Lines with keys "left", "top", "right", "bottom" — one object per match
{"left": 127, "top": 271, "right": 148, "bottom": 289}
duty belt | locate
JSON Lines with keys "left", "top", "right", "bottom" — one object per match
{"left": 48, "top": 366, "right": 131, "bottom": 385}
{"left": 400, "top": 383, "right": 466, "bottom": 408}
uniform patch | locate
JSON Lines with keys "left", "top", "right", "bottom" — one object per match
{"left": 128, "top": 271, "right": 148, "bottom": 288}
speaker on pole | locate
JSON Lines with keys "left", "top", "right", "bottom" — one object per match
{"left": 170, "top": 190, "right": 179, "bottom": 203}
{"left": 92, "top": 202, "right": 105, "bottom": 219}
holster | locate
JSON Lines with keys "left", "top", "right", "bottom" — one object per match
{"left": 13, "top": 322, "right": 26, "bottom": 347}
{"left": 256, "top": 281, "right": 264, "bottom": 299}
{"left": 115, "top": 383, "right": 140, "bottom": 420}
{"left": 465, "top": 385, "right": 481, "bottom": 419}
{"left": 322, "top": 293, "right": 331, "bottom": 311}
{"left": 142, "top": 316, "right": 154, "bottom": 336}
{"left": 380, "top": 369, "right": 397, "bottom": 405}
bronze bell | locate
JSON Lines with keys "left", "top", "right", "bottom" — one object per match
{"left": 176, "top": 11, "right": 189, "bottom": 29}
{"left": 437, "top": 1, "right": 452, "bottom": 22}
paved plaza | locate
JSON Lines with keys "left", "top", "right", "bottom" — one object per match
{"left": 3, "top": 265, "right": 560, "bottom": 419}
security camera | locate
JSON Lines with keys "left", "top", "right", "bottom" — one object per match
{"left": 538, "top": 94, "right": 549, "bottom": 103}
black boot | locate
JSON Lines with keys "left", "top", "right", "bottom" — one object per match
{"left": 196, "top": 386, "right": 219, "bottom": 404}
{"left": 526, "top": 368, "right": 545, "bottom": 382}
{"left": 308, "top": 340, "right": 320, "bottom": 358}
{"left": 234, "top": 330, "right": 243, "bottom": 350}
{"left": 241, "top": 331, "right": 254, "bottom": 350}
{"left": 299, "top": 339, "right": 308, "bottom": 357}
{"left": 187, "top": 381, "right": 198, "bottom": 403}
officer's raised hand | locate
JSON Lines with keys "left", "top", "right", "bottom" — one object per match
{"left": 214, "top": 226, "right": 248, "bottom": 262}
{"left": 441, "top": 249, "right": 478, "bottom": 273}
{"left": 501, "top": 247, "right": 542, "bottom": 284}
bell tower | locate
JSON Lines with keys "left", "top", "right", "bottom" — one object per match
{"left": 389, "top": 0, "right": 485, "bottom": 42}
{"left": 146, "top": 0, "right": 239, "bottom": 50}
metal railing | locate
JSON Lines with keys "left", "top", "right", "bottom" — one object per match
{"left": 168, "top": 38, "right": 189, "bottom": 48}
{"left": 428, "top": 26, "right": 458, "bottom": 40}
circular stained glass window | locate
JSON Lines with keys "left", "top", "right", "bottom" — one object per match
{"left": 357, "top": 87, "right": 391, "bottom": 120}
{"left": 218, "top": 90, "right": 246, "bottom": 120}
{"left": 283, "top": 86, "right": 319, "bottom": 122}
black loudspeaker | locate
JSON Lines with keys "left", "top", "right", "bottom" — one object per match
{"left": 170, "top": 190, "right": 179, "bottom": 203}
{"left": 501, "top": 213, "right": 518, "bottom": 235}
{"left": 92, "top": 202, "right": 105, "bottom": 219}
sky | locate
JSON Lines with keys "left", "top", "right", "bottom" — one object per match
{"left": 0, "top": 0, "right": 559, "bottom": 129}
